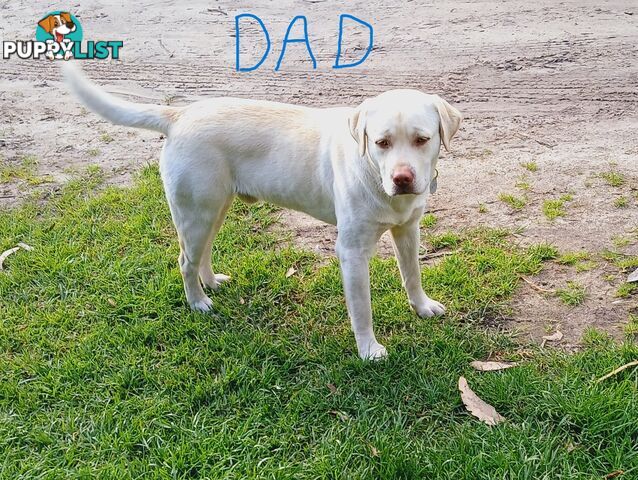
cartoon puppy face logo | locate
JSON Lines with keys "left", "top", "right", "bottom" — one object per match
{"left": 38, "top": 12, "right": 76, "bottom": 43}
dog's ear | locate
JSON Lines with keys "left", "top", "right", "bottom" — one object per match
{"left": 349, "top": 100, "right": 369, "bottom": 157}
{"left": 59, "top": 12, "right": 72, "bottom": 23}
{"left": 433, "top": 95, "right": 462, "bottom": 151}
{"left": 38, "top": 15, "right": 56, "bottom": 34}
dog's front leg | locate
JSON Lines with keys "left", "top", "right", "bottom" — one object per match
{"left": 336, "top": 233, "right": 387, "bottom": 360}
{"left": 391, "top": 221, "right": 446, "bottom": 318}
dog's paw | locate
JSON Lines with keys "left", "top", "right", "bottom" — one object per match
{"left": 189, "top": 295, "right": 213, "bottom": 313}
{"left": 200, "top": 272, "right": 231, "bottom": 290}
{"left": 359, "top": 341, "right": 388, "bottom": 361}
{"left": 214, "top": 273, "right": 231, "bottom": 286}
{"left": 413, "top": 298, "right": 446, "bottom": 318}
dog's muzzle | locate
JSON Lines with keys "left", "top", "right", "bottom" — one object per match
{"left": 391, "top": 165, "right": 417, "bottom": 195}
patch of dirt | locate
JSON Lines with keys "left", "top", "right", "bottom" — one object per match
{"left": 511, "top": 263, "right": 635, "bottom": 347}
{"left": 1, "top": 0, "right": 636, "bottom": 346}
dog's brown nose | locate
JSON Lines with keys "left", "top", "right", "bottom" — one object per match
{"left": 392, "top": 166, "right": 415, "bottom": 187}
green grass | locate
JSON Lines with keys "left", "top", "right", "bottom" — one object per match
{"left": 515, "top": 175, "right": 531, "bottom": 191}
{"left": 478, "top": 148, "right": 493, "bottom": 158}
{"left": 556, "top": 251, "right": 590, "bottom": 266}
{"left": 498, "top": 193, "right": 526, "bottom": 211}
{"left": 1, "top": 166, "right": 637, "bottom": 478}
{"left": 554, "top": 251, "right": 597, "bottom": 272}
{"left": 613, "top": 196, "right": 628, "bottom": 208}
{"left": 626, "top": 314, "right": 638, "bottom": 337}
{"left": 599, "top": 171, "right": 625, "bottom": 188}
{"left": 575, "top": 261, "right": 597, "bottom": 272}
{"left": 425, "top": 231, "right": 462, "bottom": 250}
{"left": 100, "top": 133, "right": 114, "bottom": 143}
{"left": 421, "top": 213, "right": 437, "bottom": 228}
{"left": 87, "top": 148, "right": 101, "bottom": 157}
{"left": 606, "top": 254, "right": 638, "bottom": 271}
{"left": 528, "top": 243, "right": 559, "bottom": 261}
{"left": 618, "top": 258, "right": 638, "bottom": 270}
{"left": 478, "top": 203, "right": 488, "bottom": 214}
{"left": 542, "top": 194, "right": 573, "bottom": 220}
{"left": 613, "top": 235, "right": 632, "bottom": 249}
{"left": 556, "top": 281, "right": 587, "bottom": 306}
{"left": 520, "top": 161, "right": 538, "bottom": 172}
{"left": 616, "top": 282, "right": 637, "bottom": 299}
{"left": 0, "top": 155, "right": 51, "bottom": 186}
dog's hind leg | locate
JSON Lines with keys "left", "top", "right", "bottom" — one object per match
{"left": 165, "top": 180, "right": 231, "bottom": 313}
{"left": 199, "top": 197, "right": 233, "bottom": 290}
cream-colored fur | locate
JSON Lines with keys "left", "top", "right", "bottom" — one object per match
{"left": 62, "top": 62, "right": 462, "bottom": 360}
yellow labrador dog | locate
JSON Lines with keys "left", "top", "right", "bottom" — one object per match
{"left": 63, "top": 63, "right": 461, "bottom": 360}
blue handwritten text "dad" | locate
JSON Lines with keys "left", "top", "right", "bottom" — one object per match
{"left": 235, "top": 14, "right": 373, "bottom": 71}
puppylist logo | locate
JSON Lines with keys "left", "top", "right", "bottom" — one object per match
{"left": 2, "top": 11, "right": 123, "bottom": 61}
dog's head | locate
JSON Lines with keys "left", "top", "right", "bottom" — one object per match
{"left": 349, "top": 90, "right": 462, "bottom": 197}
{"left": 38, "top": 12, "right": 76, "bottom": 43}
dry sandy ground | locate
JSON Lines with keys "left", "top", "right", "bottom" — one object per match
{"left": 1, "top": 1, "right": 637, "bottom": 347}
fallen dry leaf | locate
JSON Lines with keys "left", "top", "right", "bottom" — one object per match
{"left": 370, "top": 445, "right": 380, "bottom": 457}
{"left": 458, "top": 376, "right": 505, "bottom": 426}
{"left": 471, "top": 360, "right": 518, "bottom": 371}
{"left": 0, "top": 246, "right": 21, "bottom": 270}
{"left": 543, "top": 331, "right": 563, "bottom": 341}
{"left": 285, "top": 266, "right": 297, "bottom": 278}
{"left": 604, "top": 470, "right": 624, "bottom": 479}
{"left": 330, "top": 410, "right": 350, "bottom": 422}
{"left": 327, "top": 383, "right": 338, "bottom": 394}
{"left": 541, "top": 330, "right": 563, "bottom": 347}
{"left": 107, "top": 298, "right": 116, "bottom": 307}
{"left": 628, "top": 268, "right": 638, "bottom": 283}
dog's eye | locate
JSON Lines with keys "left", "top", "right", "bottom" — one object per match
{"left": 375, "top": 139, "right": 391, "bottom": 149}
{"left": 415, "top": 136, "right": 430, "bottom": 146}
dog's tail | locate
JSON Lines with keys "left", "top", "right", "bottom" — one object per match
{"left": 61, "top": 62, "right": 179, "bottom": 135}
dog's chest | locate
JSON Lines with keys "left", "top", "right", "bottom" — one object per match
{"left": 376, "top": 198, "right": 427, "bottom": 227}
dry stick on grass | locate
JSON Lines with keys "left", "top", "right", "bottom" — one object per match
{"left": 596, "top": 360, "right": 638, "bottom": 383}
{"left": 0, "top": 246, "right": 20, "bottom": 270}
{"left": 419, "top": 249, "right": 460, "bottom": 261}
{"left": 520, "top": 276, "right": 554, "bottom": 294}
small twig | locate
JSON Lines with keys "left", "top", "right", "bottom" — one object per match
{"left": 206, "top": 6, "right": 228, "bottom": 15}
{"left": 515, "top": 132, "right": 557, "bottom": 148}
{"left": 520, "top": 276, "right": 554, "bottom": 294}
{"left": 158, "top": 38, "right": 174, "bottom": 58}
{"left": 419, "top": 249, "right": 460, "bottom": 260}
{"left": 596, "top": 360, "right": 638, "bottom": 383}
